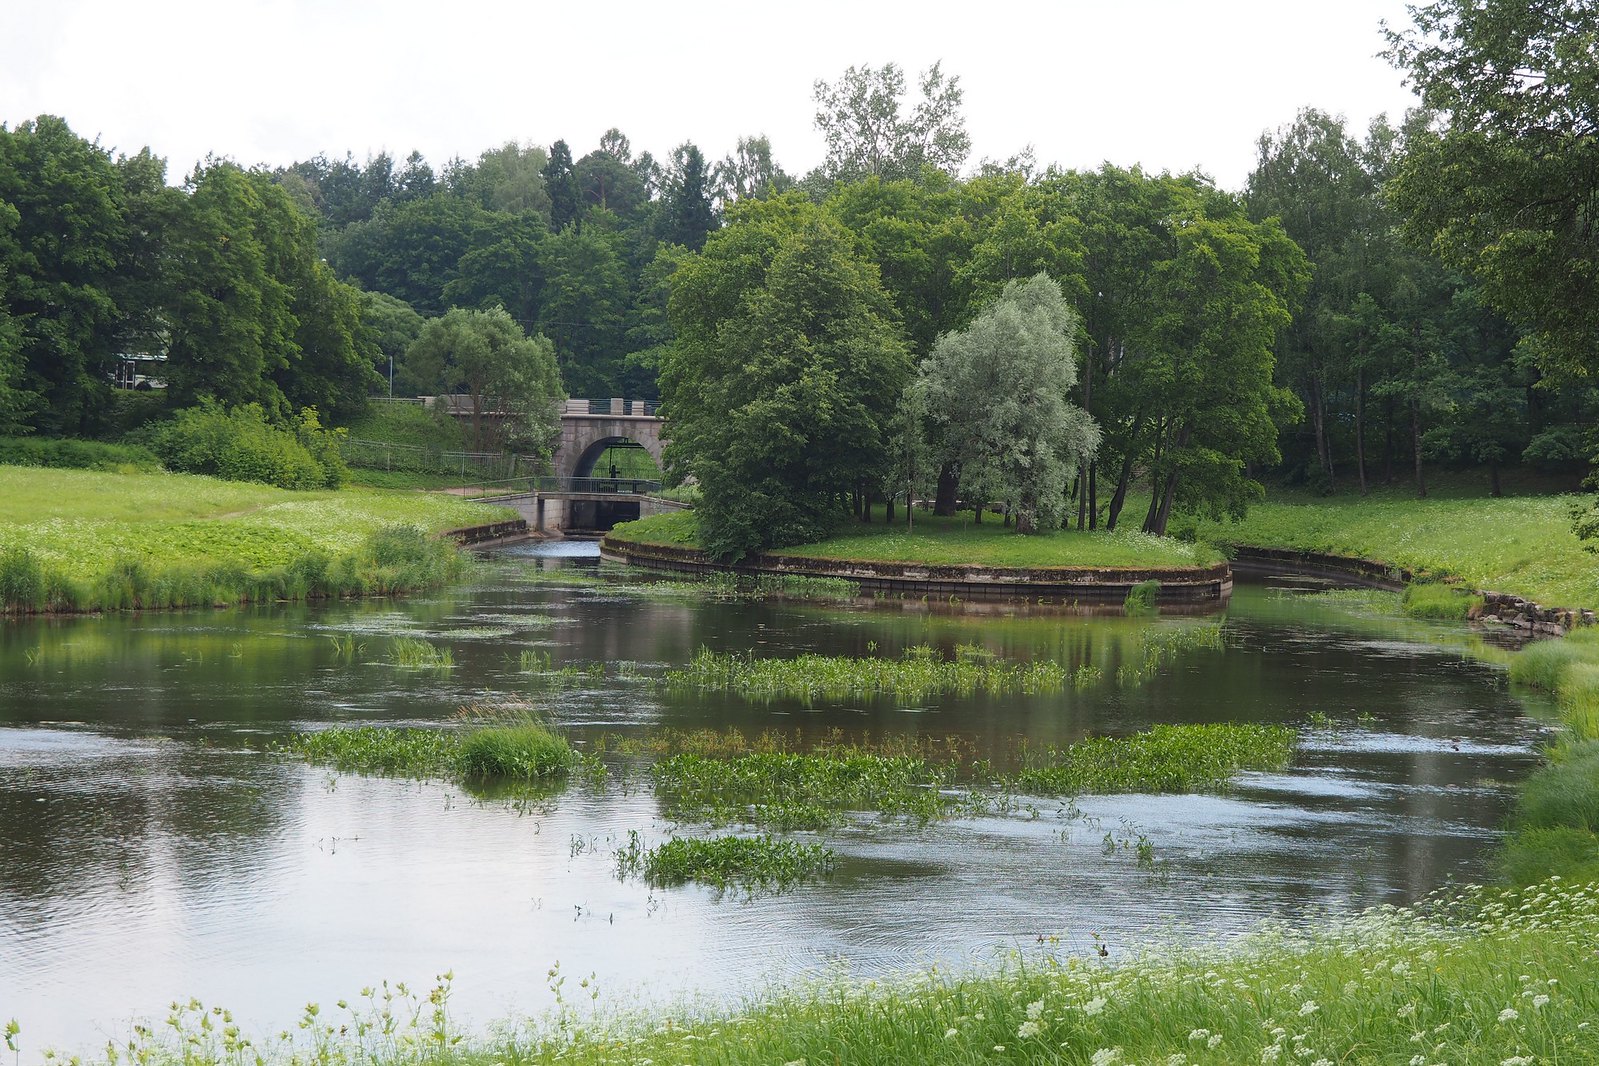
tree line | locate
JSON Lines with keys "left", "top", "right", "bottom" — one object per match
{"left": 1, "top": 0, "right": 1595, "bottom": 540}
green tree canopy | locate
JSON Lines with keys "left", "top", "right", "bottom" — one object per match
{"left": 403, "top": 307, "right": 564, "bottom": 455}
{"left": 1385, "top": 0, "right": 1599, "bottom": 376}
{"left": 662, "top": 197, "right": 910, "bottom": 559}
{"left": 811, "top": 62, "right": 971, "bottom": 183}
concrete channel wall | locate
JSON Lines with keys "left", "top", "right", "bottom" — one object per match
{"left": 599, "top": 536, "right": 1233, "bottom": 605}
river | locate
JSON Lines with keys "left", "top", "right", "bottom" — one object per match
{"left": 0, "top": 542, "right": 1551, "bottom": 1054}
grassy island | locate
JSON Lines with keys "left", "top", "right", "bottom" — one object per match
{"left": 0, "top": 466, "right": 512, "bottom": 613}
{"left": 608, "top": 509, "right": 1223, "bottom": 570}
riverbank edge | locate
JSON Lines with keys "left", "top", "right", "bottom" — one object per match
{"left": 1230, "top": 544, "right": 1596, "bottom": 635}
{"left": 598, "top": 533, "right": 1233, "bottom": 604}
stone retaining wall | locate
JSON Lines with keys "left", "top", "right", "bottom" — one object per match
{"left": 599, "top": 536, "right": 1232, "bottom": 605}
{"left": 446, "top": 519, "right": 531, "bottom": 546}
{"left": 1231, "top": 545, "right": 1594, "bottom": 636}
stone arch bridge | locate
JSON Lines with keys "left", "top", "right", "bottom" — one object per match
{"left": 439, "top": 396, "right": 677, "bottom": 534}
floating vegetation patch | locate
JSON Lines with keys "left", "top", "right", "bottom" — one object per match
{"left": 616, "top": 831, "right": 836, "bottom": 892}
{"left": 651, "top": 750, "right": 974, "bottom": 829}
{"left": 1017, "top": 723, "right": 1297, "bottom": 795}
{"left": 389, "top": 637, "right": 454, "bottom": 670}
{"left": 281, "top": 708, "right": 577, "bottom": 785}
{"left": 592, "top": 727, "right": 978, "bottom": 763}
{"left": 664, "top": 645, "right": 1068, "bottom": 705}
{"left": 283, "top": 725, "right": 460, "bottom": 777}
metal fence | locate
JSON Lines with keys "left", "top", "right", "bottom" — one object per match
{"left": 341, "top": 437, "right": 541, "bottom": 480}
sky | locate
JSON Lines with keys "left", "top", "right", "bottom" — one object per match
{"left": 2, "top": 0, "right": 1423, "bottom": 192}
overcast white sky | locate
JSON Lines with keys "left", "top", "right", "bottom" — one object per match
{"left": 3, "top": 0, "right": 1422, "bottom": 192}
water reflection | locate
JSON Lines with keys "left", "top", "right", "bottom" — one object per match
{"left": 0, "top": 549, "right": 1549, "bottom": 1055}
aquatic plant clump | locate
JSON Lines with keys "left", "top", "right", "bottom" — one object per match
{"left": 664, "top": 646, "right": 1070, "bottom": 705}
{"left": 624, "top": 834, "right": 837, "bottom": 891}
{"left": 281, "top": 719, "right": 574, "bottom": 784}
{"left": 455, "top": 722, "right": 575, "bottom": 780}
{"left": 651, "top": 750, "right": 968, "bottom": 828}
{"left": 1018, "top": 723, "right": 1297, "bottom": 795}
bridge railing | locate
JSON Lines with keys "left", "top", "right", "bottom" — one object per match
{"left": 533, "top": 476, "right": 663, "bottom": 495}
{"left": 564, "top": 398, "right": 662, "bottom": 417}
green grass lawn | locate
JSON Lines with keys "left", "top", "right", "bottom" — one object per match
{"left": 609, "top": 509, "right": 1223, "bottom": 569}
{"left": 1194, "top": 488, "right": 1598, "bottom": 609}
{"left": 0, "top": 466, "right": 513, "bottom": 578}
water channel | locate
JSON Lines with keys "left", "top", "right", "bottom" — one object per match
{"left": 0, "top": 542, "right": 1553, "bottom": 1053}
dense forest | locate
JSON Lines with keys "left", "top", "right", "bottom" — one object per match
{"left": 1, "top": 0, "right": 1594, "bottom": 548}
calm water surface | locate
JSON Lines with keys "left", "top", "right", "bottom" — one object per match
{"left": 0, "top": 544, "right": 1552, "bottom": 1053}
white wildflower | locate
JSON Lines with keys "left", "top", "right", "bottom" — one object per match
{"left": 1261, "top": 1048, "right": 1281, "bottom": 1064}
{"left": 1498, "top": 1007, "right": 1520, "bottom": 1023}
{"left": 1084, "top": 996, "right": 1107, "bottom": 1017}
{"left": 1188, "top": 1029, "right": 1211, "bottom": 1043}
{"left": 1026, "top": 998, "right": 1046, "bottom": 1020}
{"left": 944, "top": 1028, "right": 958, "bottom": 1039}
{"left": 1017, "top": 1020, "right": 1042, "bottom": 1040}
{"left": 1532, "top": 994, "right": 1550, "bottom": 1008}
{"left": 1091, "top": 1049, "right": 1122, "bottom": 1066}
{"left": 1298, "top": 1000, "right": 1319, "bottom": 1017}
{"left": 1208, "top": 1033, "right": 1224, "bottom": 1050}
{"left": 1397, "top": 1002, "right": 1416, "bottom": 1018}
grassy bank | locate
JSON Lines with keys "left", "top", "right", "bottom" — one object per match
{"left": 1196, "top": 488, "right": 1597, "bottom": 609}
{"left": 609, "top": 509, "right": 1223, "bottom": 569}
{"left": 45, "top": 876, "right": 1599, "bottom": 1066}
{"left": 0, "top": 466, "right": 511, "bottom": 613}
{"left": 1502, "top": 628, "right": 1599, "bottom": 883}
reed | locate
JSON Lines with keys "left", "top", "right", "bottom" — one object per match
{"left": 389, "top": 637, "right": 454, "bottom": 670}
{"left": 1017, "top": 723, "right": 1297, "bottom": 795}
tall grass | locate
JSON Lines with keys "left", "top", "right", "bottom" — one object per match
{"left": 456, "top": 722, "right": 574, "bottom": 780}
{"left": 390, "top": 637, "right": 455, "bottom": 670}
{"left": 1501, "top": 627, "right": 1599, "bottom": 883}
{"left": 1400, "top": 580, "right": 1484, "bottom": 620}
{"left": 0, "top": 524, "right": 466, "bottom": 615}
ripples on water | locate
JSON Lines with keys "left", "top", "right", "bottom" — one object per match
{"left": 0, "top": 550, "right": 1550, "bottom": 1054}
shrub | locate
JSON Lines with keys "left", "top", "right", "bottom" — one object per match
{"left": 0, "top": 436, "right": 162, "bottom": 473}
{"left": 141, "top": 402, "right": 343, "bottom": 489}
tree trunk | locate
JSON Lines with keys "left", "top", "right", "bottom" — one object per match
{"left": 885, "top": 495, "right": 895, "bottom": 524}
{"left": 1076, "top": 462, "right": 1087, "bottom": 530}
{"left": 1490, "top": 458, "right": 1502, "bottom": 498}
{"left": 934, "top": 462, "right": 960, "bottom": 516}
{"left": 1103, "top": 412, "right": 1147, "bottom": 532}
{"left": 973, "top": 500, "right": 982, "bottom": 524}
{"left": 1411, "top": 398, "right": 1427, "bottom": 499}
{"left": 1088, "top": 461, "right": 1098, "bottom": 530}
{"left": 1145, "top": 426, "right": 1189, "bottom": 536}
{"left": 1312, "top": 375, "right": 1333, "bottom": 488}
{"left": 1384, "top": 397, "right": 1395, "bottom": 484}
{"left": 1354, "top": 366, "right": 1368, "bottom": 496}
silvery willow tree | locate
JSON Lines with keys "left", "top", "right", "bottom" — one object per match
{"left": 911, "top": 274, "right": 1100, "bottom": 533}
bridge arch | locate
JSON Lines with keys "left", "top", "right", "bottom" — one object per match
{"left": 553, "top": 401, "right": 666, "bottom": 481}
{"left": 571, "top": 435, "right": 662, "bottom": 480}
